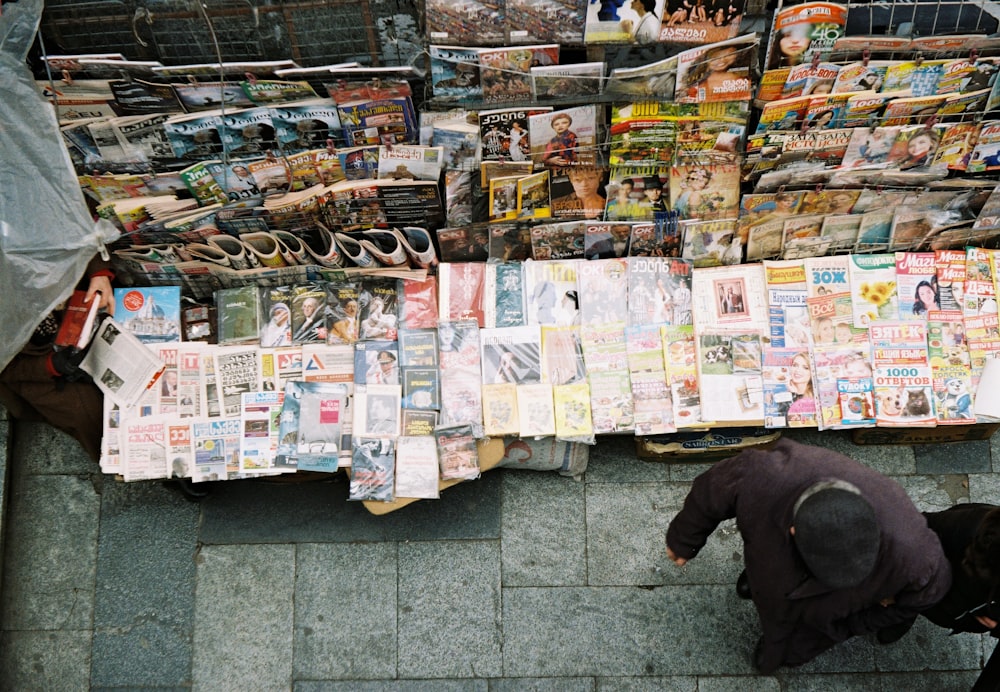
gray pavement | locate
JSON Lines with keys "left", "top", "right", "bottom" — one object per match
{"left": 0, "top": 409, "right": 996, "bottom": 690}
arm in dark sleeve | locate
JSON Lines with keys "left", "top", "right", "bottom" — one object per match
{"left": 841, "top": 545, "right": 953, "bottom": 636}
{"left": 665, "top": 452, "right": 746, "bottom": 561}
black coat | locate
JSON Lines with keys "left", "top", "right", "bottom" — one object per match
{"left": 666, "top": 438, "right": 952, "bottom": 673}
{"left": 923, "top": 503, "right": 998, "bottom": 635}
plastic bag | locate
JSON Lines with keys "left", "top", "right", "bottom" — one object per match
{"left": 0, "top": 0, "right": 120, "bottom": 372}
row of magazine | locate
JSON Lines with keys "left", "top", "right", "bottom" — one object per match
{"left": 100, "top": 249, "right": 1000, "bottom": 455}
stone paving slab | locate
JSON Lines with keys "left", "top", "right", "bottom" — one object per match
{"left": 294, "top": 543, "right": 398, "bottom": 681}
{"left": 0, "top": 630, "right": 92, "bottom": 689}
{"left": 192, "top": 544, "right": 295, "bottom": 690}
{"left": 502, "top": 585, "right": 759, "bottom": 678}
{"left": 585, "top": 482, "right": 742, "bottom": 587}
{"left": 595, "top": 677, "right": 697, "bottom": 691}
{"left": 586, "top": 437, "right": 669, "bottom": 484}
{"left": 397, "top": 540, "right": 502, "bottom": 679}
{"left": 501, "top": 471, "right": 586, "bottom": 587}
{"left": 295, "top": 682, "right": 488, "bottom": 691}
{"left": 891, "top": 474, "right": 970, "bottom": 512}
{"left": 90, "top": 480, "right": 200, "bottom": 688}
{"left": 913, "top": 439, "right": 993, "bottom": 474}
{"left": 200, "top": 471, "right": 501, "bottom": 544}
{"left": 11, "top": 419, "right": 99, "bottom": 475}
{"left": 783, "top": 430, "right": 918, "bottom": 476}
{"left": 0, "top": 474, "right": 100, "bottom": 631}
{"left": 489, "top": 679, "right": 596, "bottom": 691}
{"left": 872, "top": 617, "right": 983, "bottom": 672}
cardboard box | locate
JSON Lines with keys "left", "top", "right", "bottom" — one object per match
{"left": 636, "top": 428, "right": 782, "bottom": 462}
{"left": 851, "top": 424, "right": 1000, "bottom": 446}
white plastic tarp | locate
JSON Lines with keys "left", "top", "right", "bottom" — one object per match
{"left": 0, "top": 0, "right": 120, "bottom": 373}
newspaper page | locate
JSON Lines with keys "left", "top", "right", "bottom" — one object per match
{"left": 80, "top": 317, "right": 165, "bottom": 409}
{"left": 213, "top": 345, "right": 263, "bottom": 417}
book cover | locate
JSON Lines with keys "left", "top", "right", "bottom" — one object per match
{"left": 480, "top": 325, "right": 543, "bottom": 385}
{"left": 489, "top": 175, "right": 522, "bottom": 222}
{"left": 541, "top": 325, "right": 586, "bottom": 385}
{"left": 434, "top": 120, "right": 481, "bottom": 171}
{"left": 531, "top": 62, "right": 604, "bottom": 101}
{"left": 338, "top": 97, "right": 418, "bottom": 146}
{"left": 377, "top": 145, "right": 444, "bottom": 182}
{"left": 434, "top": 423, "right": 480, "bottom": 481}
{"left": 854, "top": 210, "right": 895, "bottom": 253}
{"left": 764, "top": 2, "right": 848, "bottom": 71}
{"left": 966, "top": 247, "right": 997, "bottom": 317}
{"left": 696, "top": 330, "right": 764, "bottom": 423}
{"left": 516, "top": 382, "right": 556, "bottom": 436}
{"left": 274, "top": 380, "right": 346, "bottom": 471}
{"left": 398, "top": 328, "right": 439, "bottom": 368}
{"left": 425, "top": 0, "right": 507, "bottom": 46}
{"left": 485, "top": 261, "right": 527, "bottom": 328}
{"left": 114, "top": 286, "right": 182, "bottom": 344}
{"left": 517, "top": 171, "right": 552, "bottom": 220}
{"left": 356, "top": 279, "right": 399, "bottom": 341}
{"left": 482, "top": 382, "right": 520, "bottom": 436}
{"left": 479, "top": 45, "right": 559, "bottom": 105}
{"left": 241, "top": 79, "right": 316, "bottom": 105}
{"left": 291, "top": 282, "right": 329, "bottom": 344}
{"left": 681, "top": 219, "right": 741, "bottom": 267}
{"left": 479, "top": 106, "right": 547, "bottom": 163}
{"left": 630, "top": 369, "right": 675, "bottom": 434}
{"left": 215, "top": 285, "right": 262, "bottom": 345}
{"left": 55, "top": 290, "right": 104, "bottom": 351}
{"left": 581, "top": 323, "right": 628, "bottom": 373}
{"left": 819, "top": 214, "right": 862, "bottom": 253}
{"left": 524, "top": 259, "right": 580, "bottom": 326}
{"left": 354, "top": 340, "right": 400, "bottom": 385}
{"left": 437, "top": 320, "right": 484, "bottom": 434}
{"left": 578, "top": 258, "right": 629, "bottom": 326}
{"left": 507, "top": 0, "right": 586, "bottom": 44}
{"left": 762, "top": 347, "right": 819, "bottom": 428}
{"left": 324, "top": 282, "right": 360, "bottom": 345}
{"left": 553, "top": 381, "right": 594, "bottom": 438}
{"left": 530, "top": 222, "right": 585, "bottom": 260}
{"left": 269, "top": 98, "right": 343, "bottom": 153}
{"left": 394, "top": 436, "right": 440, "bottom": 500}
{"left": 869, "top": 320, "right": 936, "bottom": 427}
{"left": 670, "top": 162, "right": 740, "bottom": 221}
{"left": 438, "top": 262, "right": 486, "bottom": 326}
{"left": 163, "top": 111, "right": 224, "bottom": 160}
{"left": 528, "top": 105, "right": 598, "bottom": 168}
{"left": 936, "top": 249, "right": 967, "bottom": 312}
{"left": 895, "top": 252, "right": 939, "bottom": 319}
{"left": 630, "top": 256, "right": 694, "bottom": 327}
{"left": 658, "top": 0, "right": 745, "bottom": 44}
{"left": 968, "top": 120, "right": 1000, "bottom": 173}
{"left": 587, "top": 368, "right": 634, "bottom": 434}
{"left": 401, "top": 409, "right": 440, "bottom": 436}
{"left": 690, "top": 263, "right": 769, "bottom": 332}
{"left": 849, "top": 253, "right": 900, "bottom": 328}
{"left": 675, "top": 35, "right": 755, "bottom": 104}
{"left": 802, "top": 255, "right": 851, "bottom": 298}
{"left": 429, "top": 45, "right": 482, "bottom": 102}
{"left": 403, "top": 367, "right": 440, "bottom": 410}
{"left": 349, "top": 437, "right": 396, "bottom": 502}
{"left": 217, "top": 107, "right": 277, "bottom": 158}
{"left": 763, "top": 259, "right": 810, "bottom": 350}
{"left": 353, "top": 383, "right": 402, "bottom": 437}
{"left": 584, "top": 221, "right": 633, "bottom": 259}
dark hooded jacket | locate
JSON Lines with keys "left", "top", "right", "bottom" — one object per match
{"left": 666, "top": 438, "right": 951, "bottom": 674}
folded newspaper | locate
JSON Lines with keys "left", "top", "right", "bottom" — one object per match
{"left": 81, "top": 316, "right": 166, "bottom": 408}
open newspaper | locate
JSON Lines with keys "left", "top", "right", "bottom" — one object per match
{"left": 80, "top": 316, "right": 165, "bottom": 409}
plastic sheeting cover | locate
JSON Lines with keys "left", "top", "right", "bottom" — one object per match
{"left": 0, "top": 0, "right": 120, "bottom": 373}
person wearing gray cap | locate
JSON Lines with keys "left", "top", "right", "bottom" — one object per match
{"left": 665, "top": 438, "right": 951, "bottom": 674}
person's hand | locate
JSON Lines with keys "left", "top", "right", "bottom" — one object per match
{"left": 49, "top": 348, "right": 90, "bottom": 382}
{"left": 86, "top": 275, "right": 114, "bottom": 315}
{"left": 666, "top": 547, "right": 687, "bottom": 566}
{"left": 975, "top": 614, "right": 998, "bottom": 629}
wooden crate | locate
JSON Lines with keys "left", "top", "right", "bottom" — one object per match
{"left": 635, "top": 428, "right": 782, "bottom": 462}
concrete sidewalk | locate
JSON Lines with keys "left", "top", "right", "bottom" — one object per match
{"left": 0, "top": 409, "right": 995, "bottom": 690}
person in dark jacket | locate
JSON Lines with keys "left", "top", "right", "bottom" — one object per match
{"left": 665, "top": 438, "right": 952, "bottom": 674}
{"left": 0, "top": 255, "right": 113, "bottom": 461}
{"left": 882, "top": 503, "right": 1000, "bottom": 691}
